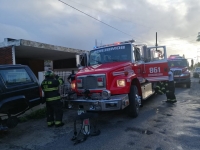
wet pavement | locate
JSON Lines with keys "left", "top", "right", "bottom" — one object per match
{"left": 0, "top": 78, "right": 200, "bottom": 150}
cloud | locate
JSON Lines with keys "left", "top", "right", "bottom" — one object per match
{"left": 0, "top": 23, "right": 32, "bottom": 40}
{"left": 0, "top": 0, "right": 199, "bottom": 59}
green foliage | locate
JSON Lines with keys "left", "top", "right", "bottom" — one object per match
{"left": 193, "top": 62, "right": 200, "bottom": 69}
{"left": 197, "top": 35, "right": 200, "bottom": 42}
{"left": 19, "top": 108, "right": 46, "bottom": 123}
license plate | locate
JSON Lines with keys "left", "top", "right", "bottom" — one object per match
{"left": 174, "top": 75, "right": 179, "bottom": 77}
{"left": 77, "top": 109, "right": 85, "bottom": 115}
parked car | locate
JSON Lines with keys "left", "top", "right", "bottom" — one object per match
{"left": 0, "top": 64, "right": 42, "bottom": 128}
{"left": 193, "top": 67, "right": 200, "bottom": 78}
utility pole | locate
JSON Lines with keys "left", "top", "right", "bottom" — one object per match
{"left": 95, "top": 39, "right": 97, "bottom": 47}
{"left": 156, "top": 32, "right": 158, "bottom": 51}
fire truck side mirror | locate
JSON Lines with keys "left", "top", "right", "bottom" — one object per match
{"left": 76, "top": 54, "right": 81, "bottom": 68}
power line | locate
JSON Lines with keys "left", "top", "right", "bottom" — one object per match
{"left": 59, "top": 0, "right": 200, "bottom": 45}
{"left": 58, "top": 0, "right": 140, "bottom": 40}
{"left": 64, "top": 0, "right": 159, "bottom": 32}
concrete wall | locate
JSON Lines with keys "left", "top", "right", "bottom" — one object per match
{"left": 0, "top": 47, "right": 13, "bottom": 64}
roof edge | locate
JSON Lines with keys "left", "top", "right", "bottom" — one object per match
{"left": 0, "top": 38, "right": 20, "bottom": 48}
{"left": 20, "top": 39, "right": 87, "bottom": 54}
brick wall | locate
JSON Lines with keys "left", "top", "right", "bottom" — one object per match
{"left": 0, "top": 47, "right": 13, "bottom": 64}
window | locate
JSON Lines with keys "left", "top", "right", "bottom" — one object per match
{"left": 89, "top": 44, "right": 132, "bottom": 66}
{"left": 0, "top": 68, "right": 32, "bottom": 85}
{"left": 195, "top": 68, "right": 200, "bottom": 71}
{"left": 134, "top": 48, "right": 141, "bottom": 61}
{"left": 168, "top": 59, "right": 188, "bottom": 67}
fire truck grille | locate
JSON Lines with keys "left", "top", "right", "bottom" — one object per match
{"left": 173, "top": 70, "right": 182, "bottom": 76}
{"left": 85, "top": 76, "right": 97, "bottom": 89}
{"left": 77, "top": 74, "right": 106, "bottom": 90}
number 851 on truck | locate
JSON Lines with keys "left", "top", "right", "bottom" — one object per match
{"left": 68, "top": 40, "right": 169, "bottom": 118}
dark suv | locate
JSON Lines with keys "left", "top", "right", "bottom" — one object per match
{"left": 0, "top": 64, "right": 42, "bottom": 128}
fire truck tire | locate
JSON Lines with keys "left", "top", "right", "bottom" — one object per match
{"left": 127, "top": 85, "right": 139, "bottom": 118}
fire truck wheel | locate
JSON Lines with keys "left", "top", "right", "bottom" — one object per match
{"left": 127, "top": 85, "right": 139, "bottom": 118}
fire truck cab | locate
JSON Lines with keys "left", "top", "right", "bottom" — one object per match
{"left": 167, "top": 55, "right": 191, "bottom": 88}
{"left": 68, "top": 40, "right": 169, "bottom": 118}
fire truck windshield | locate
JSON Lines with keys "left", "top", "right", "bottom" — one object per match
{"left": 89, "top": 44, "right": 132, "bottom": 66}
{"left": 168, "top": 59, "right": 188, "bottom": 67}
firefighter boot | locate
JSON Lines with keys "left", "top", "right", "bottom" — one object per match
{"left": 55, "top": 122, "right": 65, "bottom": 127}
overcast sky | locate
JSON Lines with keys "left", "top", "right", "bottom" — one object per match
{"left": 0, "top": 0, "right": 200, "bottom": 62}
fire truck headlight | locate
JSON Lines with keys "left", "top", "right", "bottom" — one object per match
{"left": 102, "top": 90, "right": 111, "bottom": 100}
{"left": 77, "top": 79, "right": 82, "bottom": 88}
{"left": 71, "top": 83, "right": 76, "bottom": 89}
{"left": 117, "top": 79, "right": 126, "bottom": 87}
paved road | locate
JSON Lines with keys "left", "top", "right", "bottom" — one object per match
{"left": 0, "top": 78, "right": 200, "bottom": 150}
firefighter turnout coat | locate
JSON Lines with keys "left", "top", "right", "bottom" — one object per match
{"left": 41, "top": 76, "right": 63, "bottom": 102}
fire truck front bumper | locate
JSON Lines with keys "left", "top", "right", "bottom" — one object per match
{"left": 67, "top": 94, "right": 130, "bottom": 111}
{"left": 174, "top": 77, "right": 191, "bottom": 84}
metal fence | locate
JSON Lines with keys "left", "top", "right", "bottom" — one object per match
{"left": 53, "top": 71, "right": 71, "bottom": 98}
{"left": 54, "top": 71, "right": 71, "bottom": 84}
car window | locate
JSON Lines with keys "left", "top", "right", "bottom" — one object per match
{"left": 0, "top": 80, "right": 2, "bottom": 92}
{"left": 195, "top": 68, "right": 200, "bottom": 71}
{"left": 0, "top": 68, "right": 32, "bottom": 85}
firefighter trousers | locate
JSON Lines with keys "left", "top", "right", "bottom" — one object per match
{"left": 166, "top": 81, "right": 176, "bottom": 101}
{"left": 46, "top": 100, "right": 63, "bottom": 125}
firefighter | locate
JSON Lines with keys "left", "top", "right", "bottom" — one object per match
{"left": 155, "top": 81, "right": 165, "bottom": 95}
{"left": 165, "top": 69, "right": 177, "bottom": 102}
{"left": 41, "top": 71, "right": 64, "bottom": 127}
{"left": 161, "top": 81, "right": 166, "bottom": 94}
{"left": 67, "top": 70, "right": 76, "bottom": 84}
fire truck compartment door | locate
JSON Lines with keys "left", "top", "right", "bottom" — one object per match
{"left": 141, "top": 83, "right": 154, "bottom": 100}
{"left": 143, "top": 60, "right": 168, "bottom": 82}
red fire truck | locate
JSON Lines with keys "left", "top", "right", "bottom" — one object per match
{"left": 168, "top": 55, "right": 191, "bottom": 88}
{"left": 68, "top": 40, "right": 169, "bottom": 118}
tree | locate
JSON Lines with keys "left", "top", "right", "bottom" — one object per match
{"left": 191, "top": 59, "right": 194, "bottom": 68}
{"left": 197, "top": 32, "right": 200, "bottom": 42}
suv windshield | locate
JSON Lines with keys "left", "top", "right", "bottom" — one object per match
{"left": 168, "top": 59, "right": 188, "bottom": 67}
{"left": 0, "top": 68, "right": 32, "bottom": 85}
{"left": 89, "top": 44, "right": 131, "bottom": 66}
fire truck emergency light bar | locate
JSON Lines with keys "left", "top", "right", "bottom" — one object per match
{"left": 94, "top": 39, "right": 135, "bottom": 49}
{"left": 168, "top": 55, "right": 183, "bottom": 59}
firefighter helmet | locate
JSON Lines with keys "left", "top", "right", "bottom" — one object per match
{"left": 45, "top": 70, "right": 54, "bottom": 77}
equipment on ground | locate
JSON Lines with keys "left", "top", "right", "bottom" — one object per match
{"left": 71, "top": 112, "right": 100, "bottom": 145}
